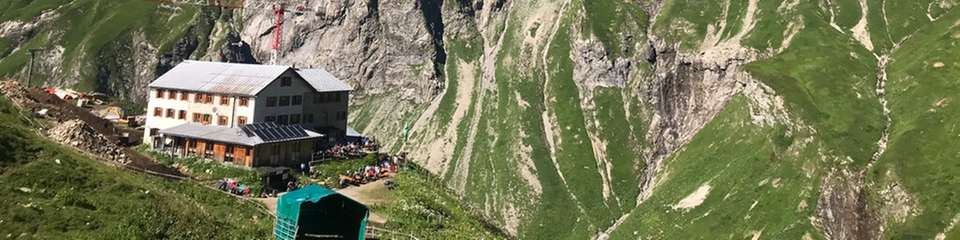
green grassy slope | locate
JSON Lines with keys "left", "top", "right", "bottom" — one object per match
{"left": 652, "top": 0, "right": 726, "bottom": 50}
{"left": 545, "top": 5, "right": 618, "bottom": 228}
{"left": 746, "top": 5, "right": 882, "bottom": 167}
{"left": 870, "top": 8, "right": 960, "bottom": 238}
{"left": 0, "top": 96, "right": 273, "bottom": 239}
{"left": 289, "top": 155, "right": 508, "bottom": 239}
{"left": 0, "top": 0, "right": 201, "bottom": 90}
{"left": 609, "top": 96, "right": 822, "bottom": 239}
{"left": 379, "top": 166, "right": 507, "bottom": 239}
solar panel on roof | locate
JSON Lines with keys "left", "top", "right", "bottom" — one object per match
{"left": 274, "top": 128, "right": 288, "bottom": 140}
{"left": 241, "top": 125, "right": 255, "bottom": 137}
{"left": 279, "top": 126, "right": 296, "bottom": 137}
{"left": 267, "top": 128, "right": 283, "bottom": 141}
{"left": 289, "top": 125, "right": 307, "bottom": 137}
{"left": 266, "top": 128, "right": 280, "bottom": 141}
{"left": 254, "top": 128, "right": 273, "bottom": 141}
{"left": 287, "top": 126, "right": 300, "bottom": 137}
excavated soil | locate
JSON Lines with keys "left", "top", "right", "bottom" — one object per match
{"left": 0, "top": 80, "right": 183, "bottom": 177}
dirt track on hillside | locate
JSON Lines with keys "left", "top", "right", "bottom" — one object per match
{"left": 0, "top": 80, "right": 183, "bottom": 178}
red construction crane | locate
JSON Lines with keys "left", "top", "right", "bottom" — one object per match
{"left": 152, "top": 0, "right": 315, "bottom": 62}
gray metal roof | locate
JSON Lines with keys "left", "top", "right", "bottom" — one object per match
{"left": 296, "top": 68, "right": 353, "bottom": 92}
{"left": 149, "top": 61, "right": 291, "bottom": 96}
{"left": 159, "top": 123, "right": 323, "bottom": 146}
{"left": 151, "top": 61, "right": 351, "bottom": 95}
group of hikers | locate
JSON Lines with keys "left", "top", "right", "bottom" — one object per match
{"left": 216, "top": 178, "right": 252, "bottom": 196}
{"left": 211, "top": 137, "right": 404, "bottom": 197}
{"left": 321, "top": 138, "right": 379, "bottom": 159}
{"left": 338, "top": 152, "right": 408, "bottom": 188}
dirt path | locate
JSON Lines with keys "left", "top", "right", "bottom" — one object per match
{"left": 337, "top": 179, "right": 396, "bottom": 206}
{"left": 337, "top": 180, "right": 393, "bottom": 226}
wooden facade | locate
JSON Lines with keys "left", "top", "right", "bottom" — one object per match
{"left": 161, "top": 136, "right": 315, "bottom": 168}
{"left": 253, "top": 140, "right": 316, "bottom": 167}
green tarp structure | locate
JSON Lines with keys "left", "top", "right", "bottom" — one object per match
{"left": 274, "top": 184, "right": 369, "bottom": 240}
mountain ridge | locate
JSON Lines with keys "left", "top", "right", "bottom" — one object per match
{"left": 0, "top": 0, "right": 958, "bottom": 239}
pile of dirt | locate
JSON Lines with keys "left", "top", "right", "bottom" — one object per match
{"left": 0, "top": 80, "right": 35, "bottom": 108}
{"left": 48, "top": 119, "right": 129, "bottom": 164}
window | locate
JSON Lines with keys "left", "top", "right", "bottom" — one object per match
{"left": 333, "top": 92, "right": 341, "bottom": 102}
{"left": 313, "top": 94, "right": 323, "bottom": 104}
{"left": 327, "top": 92, "right": 338, "bottom": 102}
{"left": 304, "top": 114, "right": 314, "bottom": 123}
{"left": 337, "top": 111, "right": 346, "bottom": 120}
{"left": 180, "top": 91, "right": 189, "bottom": 100}
{"left": 279, "top": 96, "right": 290, "bottom": 106}
{"left": 220, "top": 95, "right": 230, "bottom": 105}
{"left": 167, "top": 90, "right": 177, "bottom": 99}
{"left": 280, "top": 77, "right": 292, "bottom": 86}
{"left": 194, "top": 93, "right": 212, "bottom": 103}
{"left": 277, "top": 115, "right": 289, "bottom": 125}
{"left": 153, "top": 107, "right": 163, "bottom": 117}
{"left": 155, "top": 89, "right": 165, "bottom": 98}
{"left": 192, "top": 113, "right": 202, "bottom": 122}
{"left": 292, "top": 95, "right": 302, "bottom": 105}
{"left": 166, "top": 108, "right": 175, "bottom": 118}
{"left": 178, "top": 110, "right": 187, "bottom": 120}
{"left": 202, "top": 114, "right": 212, "bottom": 125}
{"left": 266, "top": 97, "right": 277, "bottom": 107}
{"left": 225, "top": 145, "right": 235, "bottom": 162}
{"left": 290, "top": 114, "right": 301, "bottom": 124}
{"left": 238, "top": 97, "right": 249, "bottom": 106}
{"left": 237, "top": 116, "right": 248, "bottom": 125}
{"left": 218, "top": 116, "right": 228, "bottom": 126}
{"left": 149, "top": 128, "right": 159, "bottom": 136}
{"left": 265, "top": 116, "right": 276, "bottom": 122}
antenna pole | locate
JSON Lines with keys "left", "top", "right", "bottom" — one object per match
{"left": 26, "top": 48, "right": 43, "bottom": 87}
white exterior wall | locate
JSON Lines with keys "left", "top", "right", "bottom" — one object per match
{"left": 143, "top": 68, "right": 350, "bottom": 146}
{"left": 142, "top": 88, "right": 257, "bottom": 145}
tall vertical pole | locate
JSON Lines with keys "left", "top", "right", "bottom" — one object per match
{"left": 26, "top": 48, "right": 42, "bottom": 87}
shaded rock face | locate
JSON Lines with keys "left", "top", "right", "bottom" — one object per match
{"left": 241, "top": 0, "right": 441, "bottom": 100}
{"left": 817, "top": 171, "right": 880, "bottom": 240}
{"left": 638, "top": 39, "right": 744, "bottom": 200}
{"left": 232, "top": 0, "right": 450, "bottom": 148}
{"left": 571, "top": 38, "right": 631, "bottom": 88}
{"left": 220, "top": 32, "right": 258, "bottom": 64}
{"left": 95, "top": 31, "right": 160, "bottom": 108}
{"left": 155, "top": 27, "right": 201, "bottom": 78}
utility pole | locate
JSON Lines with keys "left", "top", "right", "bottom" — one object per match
{"left": 26, "top": 48, "right": 43, "bottom": 87}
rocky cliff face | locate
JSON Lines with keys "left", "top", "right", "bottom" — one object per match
{"left": 235, "top": 0, "right": 445, "bottom": 145}
{"left": 2, "top": 0, "right": 959, "bottom": 239}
